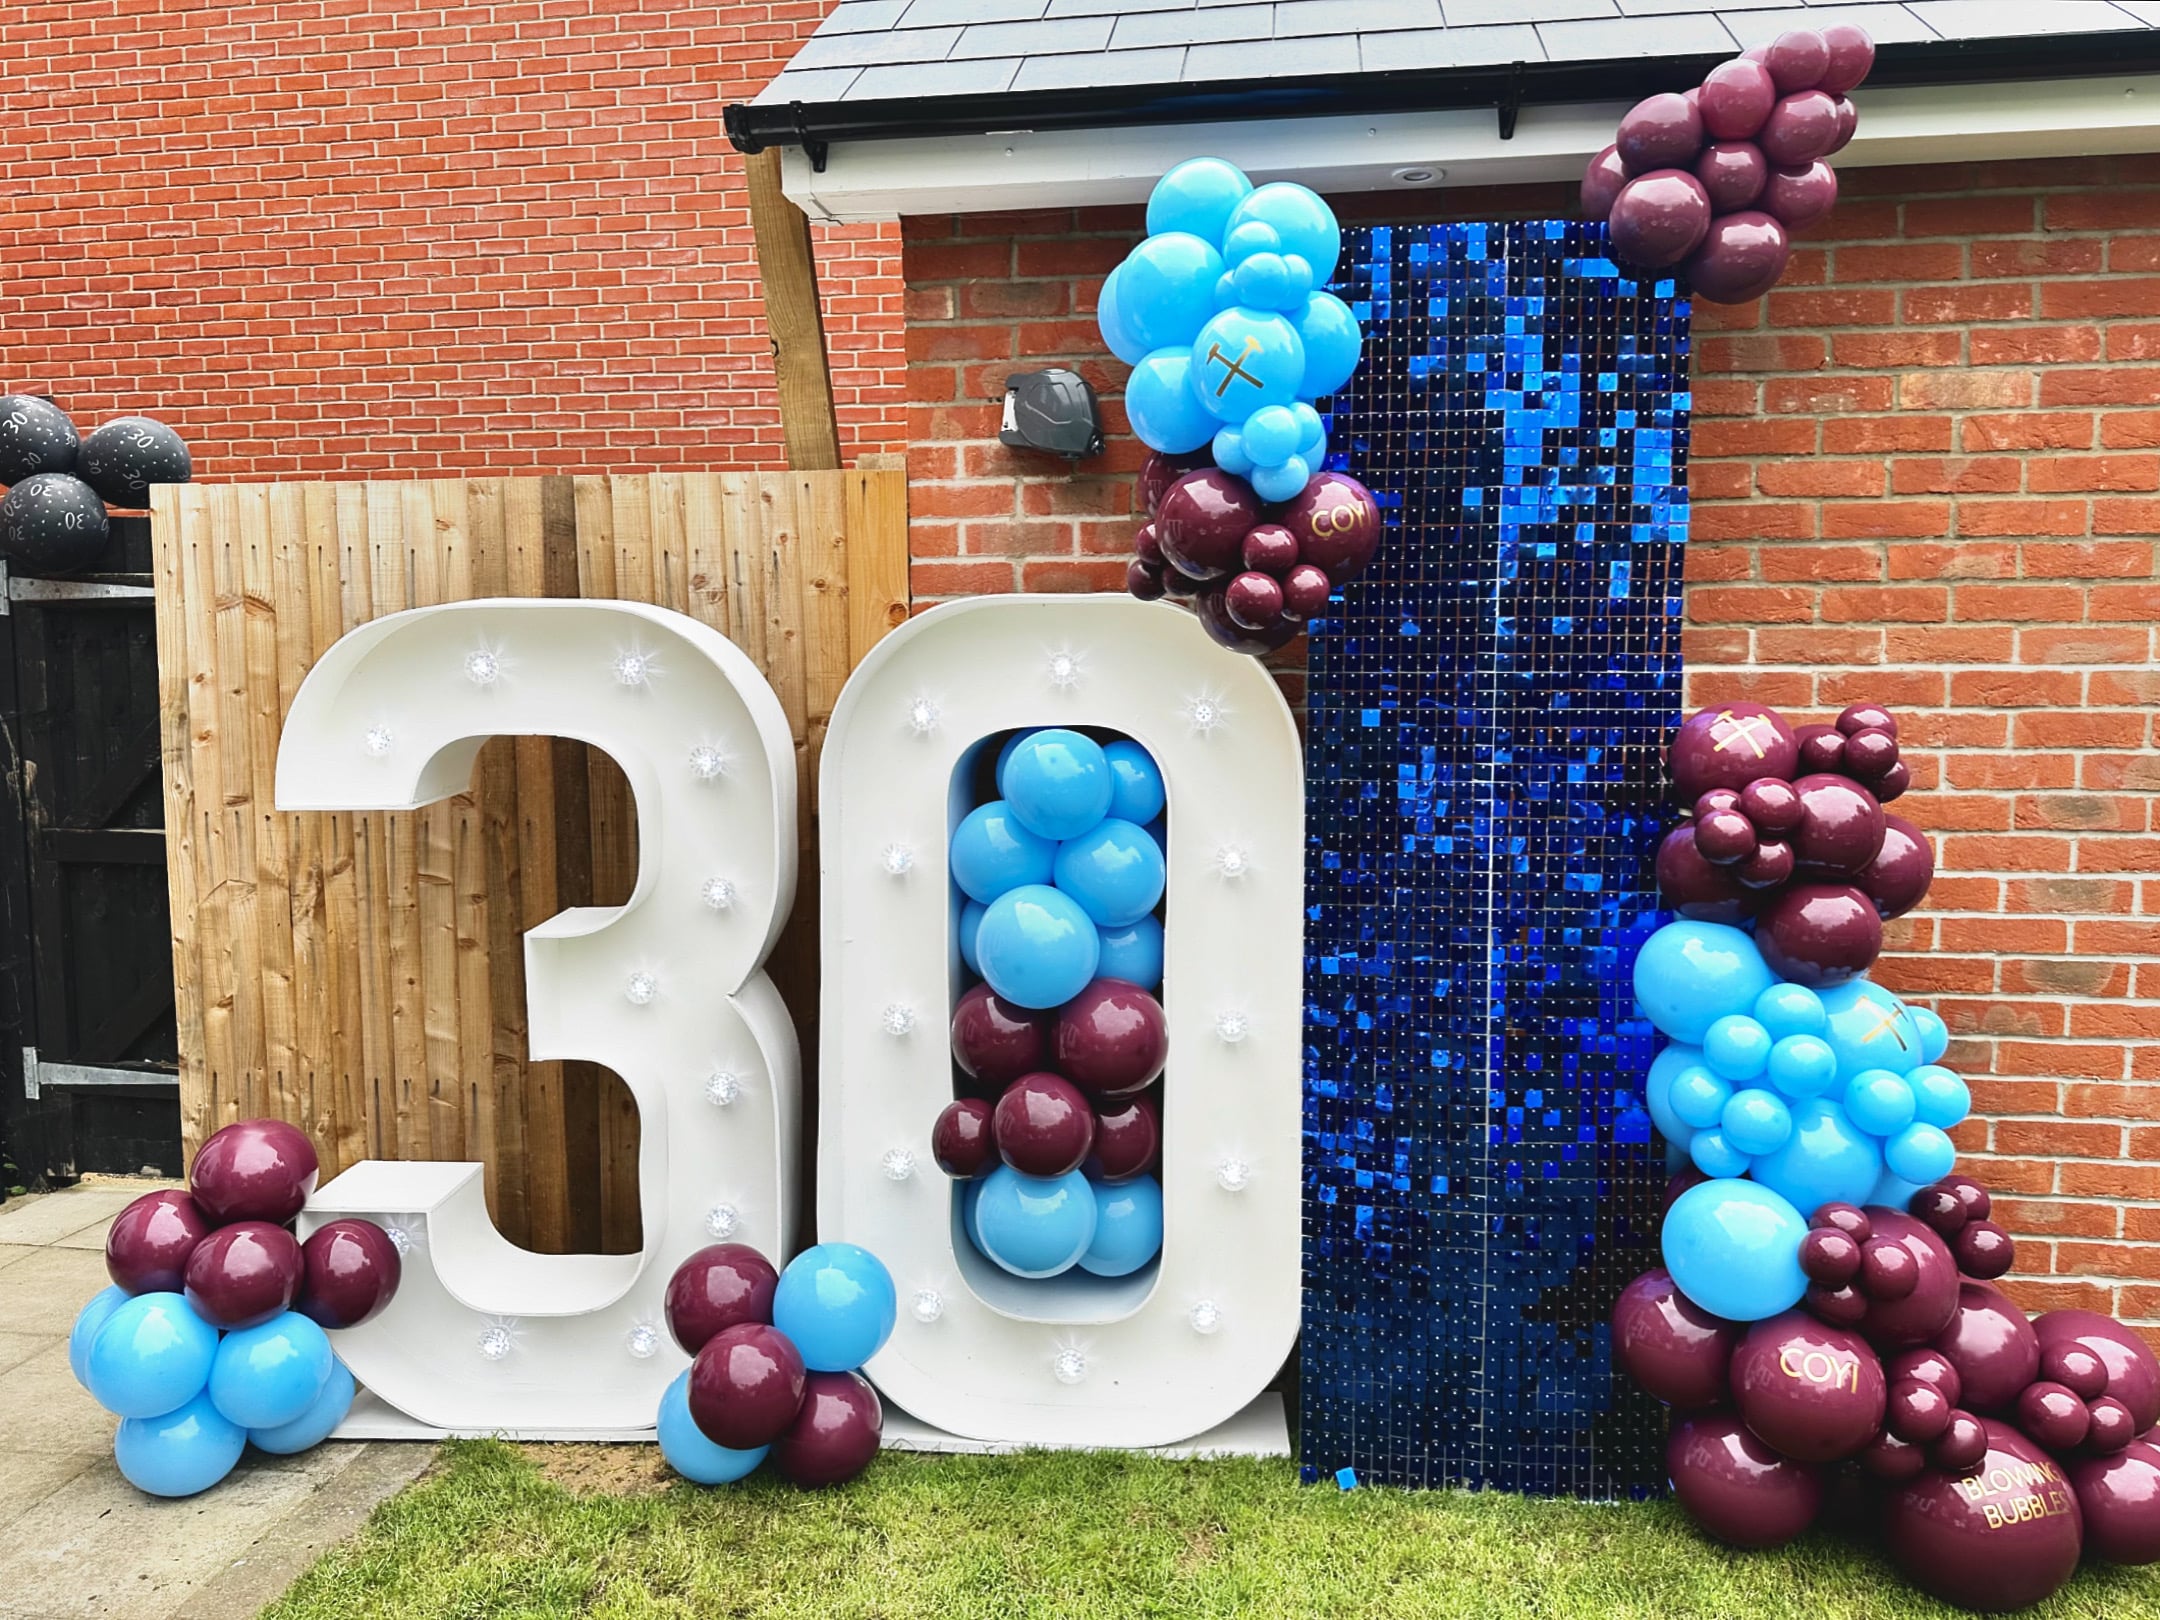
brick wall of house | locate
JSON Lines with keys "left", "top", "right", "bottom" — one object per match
{"left": 0, "top": 1, "right": 905, "bottom": 478}
{"left": 902, "top": 156, "right": 2160, "bottom": 1332}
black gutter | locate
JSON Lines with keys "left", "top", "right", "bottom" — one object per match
{"left": 725, "top": 32, "right": 2160, "bottom": 166}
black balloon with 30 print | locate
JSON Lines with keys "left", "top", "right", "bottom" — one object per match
{"left": 0, "top": 472, "right": 110, "bottom": 573}
{"left": 0, "top": 395, "right": 79, "bottom": 484}
{"left": 76, "top": 416, "right": 193, "bottom": 506}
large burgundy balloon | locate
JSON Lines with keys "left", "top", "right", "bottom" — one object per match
{"left": 1612, "top": 1267, "right": 1740, "bottom": 1411}
{"left": 105, "top": 1189, "right": 211, "bottom": 1295}
{"left": 1609, "top": 170, "right": 1713, "bottom": 271}
{"left": 770, "top": 1369, "right": 883, "bottom": 1488}
{"left": 189, "top": 1117, "right": 319, "bottom": 1225}
{"left": 950, "top": 985, "right": 1050, "bottom": 1090}
{"left": 1581, "top": 144, "right": 1628, "bottom": 223}
{"left": 2035, "top": 1309, "right": 2160, "bottom": 1432}
{"left": 1684, "top": 211, "right": 1791, "bottom": 304}
{"left": 688, "top": 1322, "right": 807, "bottom": 1450}
{"left": 296, "top": 1218, "right": 403, "bottom": 1329}
{"left": 1856, "top": 813, "right": 1933, "bottom": 921}
{"left": 1052, "top": 978, "right": 1168, "bottom": 1101}
{"left": 1699, "top": 57, "right": 1777, "bottom": 140}
{"left": 1731, "top": 1309, "right": 1887, "bottom": 1461}
{"left": 1193, "top": 583, "right": 1299, "bottom": 655}
{"left": 1756, "top": 882, "right": 1882, "bottom": 986}
{"left": 1761, "top": 90, "right": 1841, "bottom": 167}
{"left": 1819, "top": 23, "right": 1876, "bottom": 95}
{"left": 1932, "top": 1282, "right": 2040, "bottom": 1413}
{"left": 1667, "top": 1413, "right": 1824, "bottom": 1548}
{"left": 993, "top": 1072, "right": 1097, "bottom": 1178}
{"left": 1860, "top": 1209, "right": 1963, "bottom": 1350}
{"left": 1278, "top": 471, "right": 1381, "bottom": 584}
{"left": 2070, "top": 1438, "right": 2160, "bottom": 1563}
{"left": 1155, "top": 469, "right": 1261, "bottom": 581}
{"left": 183, "top": 1220, "right": 304, "bottom": 1330}
{"left": 1885, "top": 1420, "right": 2083, "bottom": 1612}
{"left": 1791, "top": 773, "right": 1885, "bottom": 874}
{"left": 1137, "top": 450, "right": 1206, "bottom": 519}
{"left": 1762, "top": 161, "right": 1838, "bottom": 231}
{"left": 1224, "top": 571, "right": 1285, "bottom": 631}
{"left": 1655, "top": 825, "right": 1751, "bottom": 925}
{"left": 1087, "top": 1093, "right": 1160, "bottom": 1182}
{"left": 931, "top": 1097, "right": 999, "bottom": 1179}
{"left": 1669, "top": 702, "right": 1798, "bottom": 802}
{"left": 664, "top": 1242, "right": 778, "bottom": 1354}
{"left": 1695, "top": 141, "right": 1768, "bottom": 212}
{"left": 1763, "top": 28, "right": 1830, "bottom": 93}
{"left": 1615, "top": 92, "right": 1705, "bottom": 176}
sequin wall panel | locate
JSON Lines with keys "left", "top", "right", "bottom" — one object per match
{"left": 1301, "top": 221, "right": 1685, "bottom": 1497}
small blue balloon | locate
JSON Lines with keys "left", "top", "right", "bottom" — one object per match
{"left": 1689, "top": 1128, "right": 1752, "bottom": 1180}
{"left": 1190, "top": 307, "right": 1305, "bottom": 424}
{"left": 1124, "top": 347, "right": 1219, "bottom": 454}
{"left": 1291, "top": 290, "right": 1362, "bottom": 398}
{"left": 209, "top": 1312, "right": 333, "bottom": 1431}
{"left": 1660, "top": 1179, "right": 1809, "bottom": 1322}
{"left": 1703, "top": 1014, "right": 1773, "bottom": 1083}
{"left": 960, "top": 1178, "right": 986, "bottom": 1252}
{"left": 1907, "top": 1064, "right": 1971, "bottom": 1129}
{"left": 1096, "top": 915, "right": 1164, "bottom": 992}
{"left": 1843, "top": 1069, "right": 1918, "bottom": 1138}
{"left": 949, "top": 801, "right": 1054, "bottom": 905}
{"left": 1242, "top": 404, "right": 1301, "bottom": 466}
{"left": 959, "top": 899, "right": 986, "bottom": 976}
{"left": 1749, "top": 1097, "right": 1885, "bottom": 1219}
{"left": 1670, "top": 1066, "right": 1733, "bottom": 1132}
{"left": 1232, "top": 251, "right": 1302, "bottom": 313}
{"left": 1249, "top": 453, "right": 1310, "bottom": 504}
{"left": 973, "top": 1167, "right": 1097, "bottom": 1279}
{"left": 1145, "top": 157, "right": 1252, "bottom": 247}
{"left": 1102, "top": 740, "right": 1165, "bottom": 825}
{"left": 1817, "top": 979, "right": 1924, "bottom": 1084}
{"left": 1211, "top": 424, "right": 1253, "bottom": 474}
{"left": 1632, "top": 921, "right": 1775, "bottom": 1045}
{"left": 87, "top": 1292, "right": 218, "bottom": 1420}
{"left": 1000, "top": 728, "right": 1112, "bottom": 841}
{"left": 1869, "top": 1169, "right": 1929, "bottom": 1211}
{"left": 1911, "top": 1006, "right": 1950, "bottom": 1065}
{"left": 1226, "top": 182, "right": 1342, "bottom": 283}
{"left": 1765, "top": 1034, "right": 1839, "bottom": 1099}
{"left": 773, "top": 1242, "right": 898, "bottom": 1373}
{"left": 250, "top": 1359, "right": 355, "bottom": 1455}
{"left": 1886, "top": 1121, "right": 1957, "bottom": 1185}
{"left": 1054, "top": 818, "right": 1164, "bottom": 929}
{"left": 976, "top": 885, "right": 1100, "bottom": 1010}
{"left": 1291, "top": 402, "right": 1327, "bottom": 462}
{"left": 1282, "top": 254, "right": 1316, "bottom": 303}
{"left": 1222, "top": 220, "right": 1282, "bottom": 264}
{"left": 1095, "top": 263, "right": 1148, "bottom": 367}
{"left": 1665, "top": 1138, "right": 1693, "bottom": 1177}
{"left": 69, "top": 1285, "right": 129, "bottom": 1391}
{"left": 1119, "top": 232, "right": 1225, "bottom": 352}
{"left": 1079, "top": 1174, "right": 1163, "bottom": 1277}
{"left": 114, "top": 1391, "right": 245, "bottom": 1498}
{"left": 1212, "top": 272, "right": 1240, "bottom": 311}
{"left": 657, "top": 1369, "right": 767, "bottom": 1485}
{"left": 1723, "top": 1089, "right": 1794, "bottom": 1157}
{"left": 1754, "top": 982, "right": 1828, "bottom": 1040}
{"left": 1644, "top": 1043, "right": 1707, "bottom": 1145}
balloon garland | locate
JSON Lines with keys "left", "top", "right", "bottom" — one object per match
{"left": 0, "top": 394, "right": 192, "bottom": 573}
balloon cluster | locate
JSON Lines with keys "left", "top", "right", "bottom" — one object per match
{"left": 1658, "top": 699, "right": 1927, "bottom": 985}
{"left": 657, "top": 1241, "right": 896, "bottom": 1489}
{"left": 1582, "top": 25, "right": 1875, "bottom": 302}
{"left": 1618, "top": 1171, "right": 2160, "bottom": 1610}
{"left": 0, "top": 394, "right": 192, "bottom": 573}
{"left": 935, "top": 728, "right": 1168, "bottom": 1283}
{"left": 68, "top": 1119, "right": 400, "bottom": 1498}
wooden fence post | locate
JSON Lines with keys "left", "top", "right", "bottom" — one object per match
{"left": 745, "top": 148, "right": 844, "bottom": 473}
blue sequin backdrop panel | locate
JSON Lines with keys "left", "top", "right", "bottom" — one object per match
{"left": 1301, "top": 221, "right": 1684, "bottom": 1498}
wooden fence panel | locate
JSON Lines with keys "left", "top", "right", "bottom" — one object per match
{"left": 152, "top": 471, "right": 908, "bottom": 1253}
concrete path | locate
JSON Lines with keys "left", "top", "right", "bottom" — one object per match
{"left": 0, "top": 1183, "right": 434, "bottom": 1620}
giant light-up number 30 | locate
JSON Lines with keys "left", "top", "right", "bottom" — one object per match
{"left": 278, "top": 600, "right": 798, "bottom": 1433}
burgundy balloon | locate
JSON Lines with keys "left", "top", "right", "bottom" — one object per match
{"left": 1581, "top": 144, "right": 1628, "bottom": 223}
{"left": 1669, "top": 702, "right": 1799, "bottom": 801}
{"left": 1656, "top": 825, "right": 1751, "bottom": 925}
{"left": 931, "top": 1097, "right": 999, "bottom": 1179}
{"left": 1791, "top": 773, "right": 1886, "bottom": 874}
{"left": 2042, "top": 1341, "right": 2110, "bottom": 1403}
{"left": 664, "top": 1242, "right": 778, "bottom": 1355}
{"left": 105, "top": 1189, "right": 211, "bottom": 1295}
{"left": 1856, "top": 813, "right": 1934, "bottom": 921}
{"left": 1955, "top": 1220, "right": 2016, "bottom": 1281}
{"left": 1874, "top": 759, "right": 1912, "bottom": 802}
{"left": 1740, "top": 775, "right": 1803, "bottom": 834}
{"left": 770, "top": 1369, "right": 882, "bottom": 1488}
{"left": 1693, "top": 808, "right": 1758, "bottom": 866}
{"left": 1886, "top": 1420, "right": 2083, "bottom": 1611}
{"left": 1761, "top": 90, "right": 1841, "bottom": 167}
{"left": 1911, "top": 1184, "right": 1967, "bottom": 1237}
{"left": 1944, "top": 1174, "right": 1991, "bottom": 1221}
{"left": 2090, "top": 1396, "right": 2140, "bottom": 1456}
{"left": 1861, "top": 1236, "right": 1919, "bottom": 1301}
{"left": 2035, "top": 1309, "right": 2160, "bottom": 1431}
{"left": 1840, "top": 727, "right": 1899, "bottom": 781}
{"left": 1819, "top": 22, "right": 1877, "bottom": 96}
{"left": 1137, "top": 451, "right": 1205, "bottom": 519}
{"left": 1863, "top": 1429, "right": 1930, "bottom": 1482}
{"left": 1280, "top": 563, "right": 1333, "bottom": 620}
{"left": 1807, "top": 1282, "right": 1869, "bottom": 1329}
{"left": 992, "top": 1072, "right": 1097, "bottom": 1178}
{"left": 2019, "top": 1381, "right": 2093, "bottom": 1453}
{"left": 1609, "top": 170, "right": 1712, "bottom": 271}
{"left": 1695, "top": 787, "right": 1742, "bottom": 818}
{"left": 1837, "top": 701, "right": 1897, "bottom": 737}
{"left": 1699, "top": 57, "right": 1777, "bottom": 140}
{"left": 1241, "top": 523, "right": 1300, "bottom": 577}
{"left": 1859, "top": 1210, "right": 1962, "bottom": 1350}
{"left": 1889, "top": 1346, "right": 1965, "bottom": 1409}
{"left": 1827, "top": 95, "right": 1860, "bottom": 156}
{"left": 189, "top": 1117, "right": 320, "bottom": 1226}
{"left": 1154, "top": 469, "right": 1262, "bottom": 581}
{"left": 2070, "top": 1438, "right": 2160, "bottom": 1563}
{"left": 1277, "top": 471, "right": 1381, "bottom": 584}
{"left": 1160, "top": 560, "right": 1203, "bottom": 599}
{"left": 1224, "top": 570, "right": 1285, "bottom": 631}
{"left": 1932, "top": 1282, "right": 2040, "bottom": 1413}
{"left": 1133, "top": 520, "right": 1164, "bottom": 567}
{"left": 688, "top": 1322, "right": 807, "bottom": 1450}
{"left": 1736, "top": 840, "right": 1796, "bottom": 890}
{"left": 1126, "top": 558, "right": 1166, "bottom": 602}
{"left": 1814, "top": 1201, "right": 1872, "bottom": 1241}
{"left": 1087, "top": 1093, "right": 1159, "bottom": 1182}
{"left": 1612, "top": 1266, "right": 1740, "bottom": 1411}
{"left": 1888, "top": 1377, "right": 1953, "bottom": 1444}
{"left": 1731, "top": 1310, "right": 1887, "bottom": 1461}
{"left": 296, "top": 1218, "right": 403, "bottom": 1330}
{"left": 1795, "top": 723, "right": 1845, "bottom": 773}
{"left": 1799, "top": 1226, "right": 1862, "bottom": 1288}
{"left": 1052, "top": 978, "right": 1168, "bottom": 1101}
{"left": 950, "top": 985, "right": 1050, "bottom": 1089}
{"left": 1763, "top": 161, "right": 1838, "bottom": 230}
{"left": 1695, "top": 142, "right": 1769, "bottom": 212}
{"left": 1932, "top": 1409, "right": 1989, "bottom": 1474}
{"left": 1684, "top": 210, "right": 1791, "bottom": 304}
{"left": 183, "top": 1220, "right": 304, "bottom": 1330}
{"left": 1667, "top": 1413, "right": 1824, "bottom": 1548}
{"left": 1763, "top": 28, "right": 1830, "bottom": 93}
{"left": 1615, "top": 92, "right": 1704, "bottom": 176}
{"left": 1756, "top": 882, "right": 1883, "bottom": 987}
{"left": 1192, "top": 584, "right": 1299, "bottom": 655}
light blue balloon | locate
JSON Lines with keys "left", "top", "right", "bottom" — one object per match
{"left": 1665, "top": 1138, "right": 1693, "bottom": 1176}
{"left": 1242, "top": 404, "right": 1301, "bottom": 466}
{"left": 1124, "top": 347, "right": 1218, "bottom": 454}
{"left": 994, "top": 728, "right": 1041, "bottom": 780}
{"left": 1054, "top": 818, "right": 1164, "bottom": 929}
{"left": 1211, "top": 424, "right": 1253, "bottom": 474}
{"left": 1886, "top": 1122, "right": 1957, "bottom": 1185}
{"left": 960, "top": 1178, "right": 986, "bottom": 1253}
{"left": 1754, "top": 982, "right": 1828, "bottom": 1041}
{"left": 1817, "top": 979, "right": 1925, "bottom": 1084}
{"left": 1190, "top": 307, "right": 1305, "bottom": 424}
{"left": 1632, "top": 921, "right": 1775, "bottom": 1045}
{"left": 657, "top": 1369, "right": 766, "bottom": 1485}
{"left": 1102, "top": 740, "right": 1165, "bottom": 825}
{"left": 1001, "top": 728, "right": 1112, "bottom": 841}
{"left": 114, "top": 1391, "right": 245, "bottom": 1498}
{"left": 1212, "top": 272, "right": 1240, "bottom": 311}
{"left": 70, "top": 1286, "right": 129, "bottom": 1391}
{"left": 1223, "top": 220, "right": 1282, "bottom": 264}
{"left": 1911, "top": 1006, "right": 1950, "bottom": 1065}
{"left": 1292, "top": 290, "right": 1362, "bottom": 398}
{"left": 976, "top": 885, "right": 1100, "bottom": 1009}
{"left": 1749, "top": 1097, "right": 1885, "bottom": 1218}
{"left": 949, "top": 801, "right": 1055, "bottom": 905}
{"left": 773, "top": 1242, "right": 897, "bottom": 1373}
{"left": 249, "top": 1360, "right": 355, "bottom": 1455}
{"left": 1670, "top": 1066, "right": 1732, "bottom": 1132}
{"left": 959, "top": 900, "right": 987, "bottom": 976}
{"left": 1119, "top": 232, "right": 1225, "bottom": 352}
{"left": 1232, "top": 251, "right": 1304, "bottom": 313}
{"left": 1843, "top": 1069, "right": 1917, "bottom": 1138}
{"left": 1703, "top": 1015, "right": 1773, "bottom": 1083}
{"left": 1226, "top": 182, "right": 1342, "bottom": 283}
{"left": 1079, "top": 1174, "right": 1163, "bottom": 1277}
{"left": 1095, "top": 263, "right": 1148, "bottom": 367}
{"left": 1908, "top": 1064, "right": 1971, "bottom": 1129}
{"left": 87, "top": 1292, "right": 218, "bottom": 1420}
{"left": 1766, "top": 1034, "right": 1839, "bottom": 1099}
{"left": 1644, "top": 1043, "right": 1707, "bottom": 1145}
{"left": 973, "top": 1167, "right": 1097, "bottom": 1279}
{"left": 1096, "top": 915, "right": 1164, "bottom": 992}
{"left": 1291, "top": 402, "right": 1325, "bottom": 449}
{"left": 1869, "top": 1169, "right": 1928, "bottom": 1211}
{"left": 1661, "top": 1179, "right": 1809, "bottom": 1322}
{"left": 1145, "top": 157, "right": 1252, "bottom": 247}
{"left": 210, "top": 1313, "right": 333, "bottom": 1431}
{"left": 1689, "top": 1128, "right": 1751, "bottom": 1180}
{"left": 1723, "top": 1089, "right": 1794, "bottom": 1157}
{"left": 1250, "top": 453, "right": 1310, "bottom": 503}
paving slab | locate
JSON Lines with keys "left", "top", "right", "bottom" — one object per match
{"left": 0, "top": 1243, "right": 43, "bottom": 1272}
{"left": 0, "top": 1330, "right": 51, "bottom": 1376}
{"left": 0, "top": 1452, "right": 95, "bottom": 1525}
{"left": 2, "top": 1248, "right": 119, "bottom": 1337}
{"left": 0, "top": 1343, "right": 114, "bottom": 1458}
{"left": 0, "top": 1193, "right": 139, "bottom": 1249}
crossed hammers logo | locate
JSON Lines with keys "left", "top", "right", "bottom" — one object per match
{"left": 1204, "top": 335, "right": 1267, "bottom": 398}
{"left": 1710, "top": 710, "right": 1776, "bottom": 759}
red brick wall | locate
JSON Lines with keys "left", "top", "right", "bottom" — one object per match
{"left": 0, "top": 1, "right": 903, "bottom": 477}
{"left": 903, "top": 158, "right": 2160, "bottom": 1331}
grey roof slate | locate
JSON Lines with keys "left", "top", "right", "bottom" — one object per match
{"left": 753, "top": 0, "right": 2158, "bottom": 107}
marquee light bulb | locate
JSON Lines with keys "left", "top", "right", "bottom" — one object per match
{"left": 626, "top": 1323, "right": 660, "bottom": 1360}
{"left": 1046, "top": 648, "right": 1083, "bottom": 690}
{"left": 1214, "top": 845, "right": 1251, "bottom": 880}
{"left": 1215, "top": 1009, "right": 1251, "bottom": 1044}
{"left": 1190, "top": 1301, "right": 1223, "bottom": 1335}
{"left": 1052, "top": 1348, "right": 1088, "bottom": 1385}
{"left": 704, "top": 1069, "right": 742, "bottom": 1107}
{"left": 882, "top": 1147, "right": 916, "bottom": 1182}
{"left": 1216, "top": 1156, "right": 1252, "bottom": 1193}
{"left": 464, "top": 649, "right": 500, "bottom": 686}
{"left": 688, "top": 744, "right": 728, "bottom": 782}
{"left": 625, "top": 971, "right": 658, "bottom": 1006}
{"left": 612, "top": 650, "right": 655, "bottom": 687}
{"left": 881, "top": 843, "right": 915, "bottom": 877}
{"left": 906, "top": 695, "right": 941, "bottom": 735}
{"left": 382, "top": 1221, "right": 417, "bottom": 1256}
{"left": 1183, "top": 692, "right": 1228, "bottom": 736}
{"left": 477, "top": 1325, "right": 513, "bottom": 1361}
{"left": 881, "top": 1002, "right": 917, "bottom": 1037}
{"left": 704, "top": 1203, "right": 740, "bottom": 1240}
{"left": 701, "top": 877, "right": 737, "bottom": 912}
{"left": 912, "top": 1288, "right": 944, "bottom": 1325}
{"left": 363, "top": 725, "right": 393, "bottom": 757}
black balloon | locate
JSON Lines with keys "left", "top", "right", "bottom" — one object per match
{"left": 0, "top": 473, "right": 108, "bottom": 573}
{"left": 0, "top": 395, "right": 78, "bottom": 484}
{"left": 75, "top": 416, "right": 191, "bottom": 507}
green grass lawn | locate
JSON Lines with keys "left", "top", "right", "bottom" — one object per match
{"left": 265, "top": 1439, "right": 2160, "bottom": 1620}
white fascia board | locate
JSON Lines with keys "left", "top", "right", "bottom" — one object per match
{"left": 781, "top": 74, "right": 2160, "bottom": 224}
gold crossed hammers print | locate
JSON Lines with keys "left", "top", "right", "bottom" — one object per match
{"left": 1711, "top": 709, "right": 1775, "bottom": 758}
{"left": 1206, "top": 335, "right": 1267, "bottom": 397}
{"left": 1859, "top": 1002, "right": 1910, "bottom": 1051}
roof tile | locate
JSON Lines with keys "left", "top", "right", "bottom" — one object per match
{"left": 1365, "top": 21, "right": 1546, "bottom": 68}
{"left": 898, "top": 0, "right": 1049, "bottom": 24}
{"left": 789, "top": 25, "right": 962, "bottom": 69}
{"left": 1905, "top": 0, "right": 2143, "bottom": 37}
{"left": 845, "top": 55, "right": 1025, "bottom": 98}
{"left": 1012, "top": 45, "right": 1192, "bottom": 87}
{"left": 752, "top": 66, "right": 866, "bottom": 105}
{"left": 1716, "top": 4, "right": 1940, "bottom": 47}
{"left": 1535, "top": 11, "right": 1738, "bottom": 59}
{"left": 1110, "top": 4, "right": 1274, "bottom": 49}
{"left": 1276, "top": 0, "right": 1446, "bottom": 39}
{"left": 1184, "top": 31, "right": 1365, "bottom": 79}
{"left": 951, "top": 16, "right": 1116, "bottom": 57}
{"left": 821, "top": 1, "right": 914, "bottom": 34}
{"left": 1443, "top": 0, "right": 1616, "bottom": 25}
